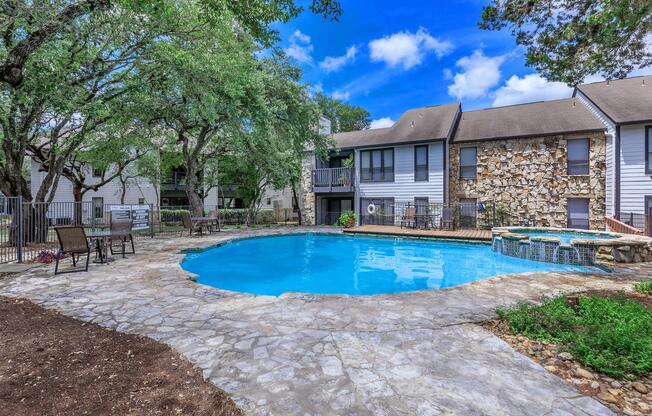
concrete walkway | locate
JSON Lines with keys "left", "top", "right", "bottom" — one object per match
{"left": 0, "top": 227, "right": 646, "bottom": 415}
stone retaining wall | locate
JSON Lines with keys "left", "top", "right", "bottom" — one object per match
{"left": 450, "top": 132, "right": 606, "bottom": 230}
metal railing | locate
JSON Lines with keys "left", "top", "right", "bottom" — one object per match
{"left": 615, "top": 211, "right": 651, "bottom": 236}
{"left": 359, "top": 201, "right": 515, "bottom": 229}
{"left": 1, "top": 198, "right": 156, "bottom": 264}
{"left": 312, "top": 167, "right": 354, "bottom": 191}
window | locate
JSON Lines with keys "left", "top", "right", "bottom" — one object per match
{"left": 414, "top": 145, "right": 429, "bottom": 181}
{"left": 568, "top": 138, "right": 589, "bottom": 175}
{"left": 360, "top": 148, "right": 394, "bottom": 182}
{"left": 459, "top": 147, "right": 477, "bottom": 179}
{"left": 138, "top": 198, "right": 145, "bottom": 205}
{"left": 567, "top": 198, "right": 590, "bottom": 229}
{"left": 646, "top": 126, "right": 652, "bottom": 174}
{"left": 92, "top": 167, "right": 104, "bottom": 178}
{"left": 92, "top": 197, "right": 104, "bottom": 219}
{"left": 414, "top": 197, "right": 428, "bottom": 216}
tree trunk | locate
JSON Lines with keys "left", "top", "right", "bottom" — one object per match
{"left": 120, "top": 177, "right": 127, "bottom": 204}
{"left": 72, "top": 182, "right": 84, "bottom": 225}
{"left": 291, "top": 180, "right": 302, "bottom": 225}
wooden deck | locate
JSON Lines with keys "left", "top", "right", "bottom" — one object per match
{"left": 343, "top": 225, "right": 492, "bottom": 242}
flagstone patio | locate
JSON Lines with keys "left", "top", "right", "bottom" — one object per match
{"left": 0, "top": 226, "right": 648, "bottom": 415}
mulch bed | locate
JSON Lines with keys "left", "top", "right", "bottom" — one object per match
{"left": 484, "top": 290, "right": 651, "bottom": 416}
{"left": 0, "top": 296, "right": 242, "bottom": 416}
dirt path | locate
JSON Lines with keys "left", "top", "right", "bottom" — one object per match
{"left": 0, "top": 296, "right": 242, "bottom": 416}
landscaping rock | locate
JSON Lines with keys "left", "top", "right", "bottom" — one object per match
{"left": 558, "top": 352, "right": 573, "bottom": 361}
{"left": 574, "top": 368, "right": 595, "bottom": 380}
{"left": 597, "top": 392, "right": 618, "bottom": 404}
{"left": 631, "top": 382, "right": 648, "bottom": 394}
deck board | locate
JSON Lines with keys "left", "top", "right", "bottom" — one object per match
{"left": 343, "top": 225, "right": 492, "bottom": 241}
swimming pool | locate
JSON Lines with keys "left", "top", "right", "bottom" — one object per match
{"left": 520, "top": 231, "right": 615, "bottom": 245}
{"left": 181, "top": 233, "right": 600, "bottom": 296}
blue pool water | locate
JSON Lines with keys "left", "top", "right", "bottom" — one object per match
{"left": 181, "top": 233, "right": 600, "bottom": 296}
{"left": 522, "top": 231, "right": 614, "bottom": 245}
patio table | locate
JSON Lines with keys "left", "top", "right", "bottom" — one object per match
{"left": 86, "top": 230, "right": 114, "bottom": 264}
{"left": 191, "top": 216, "right": 220, "bottom": 233}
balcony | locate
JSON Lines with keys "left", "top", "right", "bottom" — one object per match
{"left": 312, "top": 167, "right": 355, "bottom": 193}
{"left": 161, "top": 171, "right": 187, "bottom": 191}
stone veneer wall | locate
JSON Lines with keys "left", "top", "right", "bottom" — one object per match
{"left": 300, "top": 151, "right": 316, "bottom": 225}
{"left": 450, "top": 132, "right": 606, "bottom": 230}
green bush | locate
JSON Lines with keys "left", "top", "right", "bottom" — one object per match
{"left": 634, "top": 280, "right": 652, "bottom": 295}
{"left": 498, "top": 294, "right": 652, "bottom": 378}
{"left": 336, "top": 210, "right": 356, "bottom": 227}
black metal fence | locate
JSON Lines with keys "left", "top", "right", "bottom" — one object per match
{"left": 616, "top": 211, "right": 651, "bottom": 236}
{"left": 0, "top": 197, "right": 156, "bottom": 264}
{"left": 359, "top": 201, "right": 515, "bottom": 229}
{"left": 156, "top": 205, "right": 295, "bottom": 229}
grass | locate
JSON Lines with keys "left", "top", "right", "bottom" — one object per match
{"left": 497, "top": 294, "right": 652, "bottom": 378}
{"left": 634, "top": 280, "right": 652, "bottom": 295}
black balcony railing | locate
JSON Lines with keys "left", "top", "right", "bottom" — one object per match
{"left": 312, "top": 167, "right": 354, "bottom": 192}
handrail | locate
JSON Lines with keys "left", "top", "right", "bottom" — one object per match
{"left": 312, "top": 167, "right": 354, "bottom": 189}
{"left": 605, "top": 216, "right": 642, "bottom": 235}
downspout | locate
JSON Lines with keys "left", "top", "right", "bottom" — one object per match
{"left": 615, "top": 125, "right": 621, "bottom": 216}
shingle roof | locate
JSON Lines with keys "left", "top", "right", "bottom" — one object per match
{"left": 576, "top": 75, "right": 652, "bottom": 124}
{"left": 452, "top": 98, "right": 605, "bottom": 143}
{"left": 333, "top": 102, "right": 460, "bottom": 149}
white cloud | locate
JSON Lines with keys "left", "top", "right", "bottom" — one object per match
{"left": 448, "top": 50, "right": 505, "bottom": 100}
{"left": 492, "top": 74, "right": 572, "bottom": 107}
{"left": 369, "top": 117, "right": 394, "bottom": 129}
{"left": 369, "top": 28, "right": 453, "bottom": 70}
{"left": 285, "top": 30, "right": 313, "bottom": 65}
{"left": 319, "top": 46, "right": 358, "bottom": 73}
{"left": 331, "top": 90, "right": 350, "bottom": 101}
{"left": 308, "top": 82, "right": 323, "bottom": 96}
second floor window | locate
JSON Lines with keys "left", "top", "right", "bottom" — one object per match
{"left": 568, "top": 138, "right": 589, "bottom": 175}
{"left": 92, "top": 167, "right": 104, "bottom": 178}
{"left": 414, "top": 145, "right": 428, "bottom": 181}
{"left": 361, "top": 148, "right": 394, "bottom": 182}
{"left": 459, "top": 147, "right": 477, "bottom": 179}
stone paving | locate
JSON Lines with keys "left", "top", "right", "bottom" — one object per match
{"left": 0, "top": 226, "right": 649, "bottom": 416}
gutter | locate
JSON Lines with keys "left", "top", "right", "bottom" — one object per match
{"left": 574, "top": 87, "right": 621, "bottom": 217}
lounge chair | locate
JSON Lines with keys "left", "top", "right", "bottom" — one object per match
{"left": 109, "top": 219, "right": 135, "bottom": 258}
{"left": 400, "top": 207, "right": 417, "bottom": 229}
{"left": 441, "top": 207, "right": 455, "bottom": 230}
{"left": 54, "top": 226, "right": 91, "bottom": 275}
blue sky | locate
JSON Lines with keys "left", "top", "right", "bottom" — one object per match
{"left": 275, "top": 0, "right": 609, "bottom": 128}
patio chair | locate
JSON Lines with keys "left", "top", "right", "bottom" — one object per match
{"left": 400, "top": 207, "right": 417, "bottom": 229}
{"left": 208, "top": 210, "right": 221, "bottom": 232}
{"left": 440, "top": 207, "right": 455, "bottom": 230}
{"left": 54, "top": 226, "right": 91, "bottom": 275}
{"left": 109, "top": 219, "right": 135, "bottom": 258}
{"left": 181, "top": 211, "right": 206, "bottom": 236}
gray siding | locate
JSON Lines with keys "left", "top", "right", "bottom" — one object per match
{"left": 620, "top": 123, "right": 652, "bottom": 213}
{"left": 355, "top": 141, "right": 445, "bottom": 209}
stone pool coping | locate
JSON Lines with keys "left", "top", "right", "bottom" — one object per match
{"left": 1, "top": 226, "right": 649, "bottom": 415}
{"left": 492, "top": 226, "right": 652, "bottom": 264}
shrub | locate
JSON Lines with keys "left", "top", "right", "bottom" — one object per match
{"left": 37, "top": 250, "right": 64, "bottom": 264}
{"left": 498, "top": 294, "right": 652, "bottom": 378}
{"left": 336, "top": 210, "right": 356, "bottom": 228}
{"left": 634, "top": 280, "right": 652, "bottom": 295}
